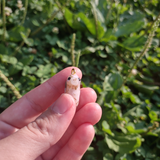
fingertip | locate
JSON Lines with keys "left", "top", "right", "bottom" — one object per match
{"left": 81, "top": 88, "right": 97, "bottom": 101}
{"left": 94, "top": 103, "right": 102, "bottom": 122}
{"left": 73, "top": 102, "right": 102, "bottom": 128}
{"left": 68, "top": 123, "right": 95, "bottom": 156}
{"left": 78, "top": 123, "right": 95, "bottom": 141}
{"left": 78, "top": 88, "right": 97, "bottom": 110}
{"left": 87, "top": 87, "right": 97, "bottom": 101}
{"left": 89, "top": 102, "right": 102, "bottom": 124}
{"left": 54, "top": 123, "right": 95, "bottom": 160}
{"left": 51, "top": 93, "right": 76, "bottom": 114}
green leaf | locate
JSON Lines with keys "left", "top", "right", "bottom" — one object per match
{"left": 108, "top": 73, "right": 123, "bottom": 90}
{"left": 78, "top": 13, "right": 96, "bottom": 35}
{"left": 130, "top": 94, "right": 141, "bottom": 104}
{"left": 115, "top": 153, "right": 135, "bottom": 160}
{"left": 54, "top": 51, "right": 70, "bottom": 63}
{"left": 136, "top": 146, "right": 146, "bottom": 157}
{"left": 152, "top": 94, "right": 160, "bottom": 102}
{"left": 118, "top": 35, "right": 146, "bottom": 52}
{"left": 45, "top": 35, "right": 58, "bottom": 45}
{"left": 0, "top": 86, "right": 7, "bottom": 93}
{"left": 20, "top": 31, "right": 34, "bottom": 46}
{"left": 126, "top": 122, "right": 147, "bottom": 134}
{"left": 105, "top": 134, "right": 142, "bottom": 154}
{"left": 64, "top": 8, "right": 84, "bottom": 30}
{"left": 103, "top": 153, "right": 113, "bottom": 160}
{"left": 97, "top": 91, "right": 107, "bottom": 106}
{"left": 132, "top": 80, "right": 159, "bottom": 95}
{"left": 1, "top": 55, "right": 17, "bottom": 65}
{"left": 81, "top": 47, "right": 96, "bottom": 55}
{"left": 78, "top": 12, "right": 105, "bottom": 39}
{"left": 32, "top": 19, "right": 40, "bottom": 26}
{"left": 99, "top": 51, "right": 107, "bottom": 58}
{"left": 115, "top": 21, "right": 145, "bottom": 37}
{"left": 101, "top": 29, "right": 117, "bottom": 43}
{"left": 22, "top": 66, "right": 37, "bottom": 76}
{"left": 64, "top": 8, "right": 74, "bottom": 28}
{"left": 19, "top": 55, "right": 34, "bottom": 66}
{"left": 8, "top": 26, "right": 29, "bottom": 42}
{"left": 64, "top": 8, "right": 105, "bottom": 39}
{"left": 92, "top": 84, "right": 102, "bottom": 93}
{"left": 62, "top": 55, "right": 68, "bottom": 62}
{"left": 120, "top": 11, "right": 145, "bottom": 25}
{"left": 36, "top": 64, "right": 52, "bottom": 78}
{"left": 103, "top": 75, "right": 113, "bottom": 91}
{"left": 0, "top": 65, "right": 9, "bottom": 76}
{"left": 105, "top": 91, "right": 115, "bottom": 103}
{"left": 51, "top": 48, "right": 58, "bottom": 55}
{"left": 137, "top": 73, "right": 154, "bottom": 84}
{"left": 149, "top": 110, "right": 158, "bottom": 122}
{"left": 0, "top": 95, "right": 8, "bottom": 108}
{"left": 57, "top": 40, "right": 69, "bottom": 50}
{"left": 8, "top": 62, "right": 23, "bottom": 76}
{"left": 0, "top": 44, "right": 8, "bottom": 54}
{"left": 97, "top": 140, "right": 109, "bottom": 156}
{"left": 91, "top": 1, "right": 105, "bottom": 24}
{"left": 102, "top": 120, "right": 114, "bottom": 136}
{"left": 102, "top": 73, "right": 123, "bottom": 102}
{"left": 115, "top": 11, "right": 145, "bottom": 37}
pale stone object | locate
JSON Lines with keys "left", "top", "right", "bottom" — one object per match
{"left": 65, "top": 68, "right": 81, "bottom": 107}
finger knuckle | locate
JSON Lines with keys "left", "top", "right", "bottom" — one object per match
{"left": 26, "top": 116, "right": 50, "bottom": 136}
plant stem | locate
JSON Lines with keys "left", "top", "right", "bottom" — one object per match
{"left": 147, "top": 12, "right": 160, "bottom": 33}
{"left": 122, "top": 13, "right": 160, "bottom": 87}
{"left": 70, "top": 33, "right": 76, "bottom": 66}
{"left": 2, "top": 0, "right": 6, "bottom": 42}
{"left": 0, "top": 70, "right": 22, "bottom": 99}
{"left": 21, "top": 0, "right": 28, "bottom": 25}
{"left": 30, "top": 10, "right": 59, "bottom": 37}
{"left": 76, "top": 51, "right": 81, "bottom": 68}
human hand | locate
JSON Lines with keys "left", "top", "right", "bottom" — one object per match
{"left": 0, "top": 67, "right": 102, "bottom": 160}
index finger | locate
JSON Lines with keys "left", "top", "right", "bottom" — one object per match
{"left": 0, "top": 67, "right": 82, "bottom": 128}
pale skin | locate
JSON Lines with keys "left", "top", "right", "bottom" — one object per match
{"left": 0, "top": 67, "right": 102, "bottom": 160}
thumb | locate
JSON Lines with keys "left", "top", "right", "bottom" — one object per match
{"left": 0, "top": 94, "right": 76, "bottom": 160}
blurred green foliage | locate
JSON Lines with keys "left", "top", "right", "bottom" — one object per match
{"left": 0, "top": 0, "right": 160, "bottom": 159}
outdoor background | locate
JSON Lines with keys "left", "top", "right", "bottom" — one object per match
{"left": 0, "top": 0, "right": 160, "bottom": 159}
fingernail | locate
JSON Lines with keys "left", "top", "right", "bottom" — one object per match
{"left": 51, "top": 94, "right": 74, "bottom": 114}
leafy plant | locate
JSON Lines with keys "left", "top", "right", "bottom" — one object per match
{"left": 0, "top": 0, "right": 160, "bottom": 159}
